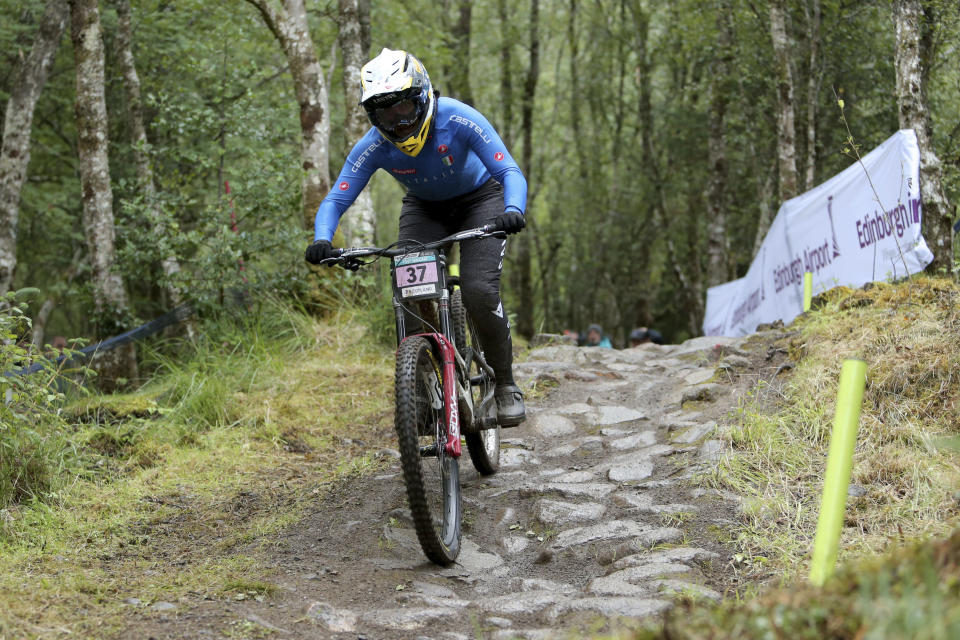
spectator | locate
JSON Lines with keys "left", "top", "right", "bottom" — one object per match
{"left": 628, "top": 327, "right": 664, "bottom": 347}
{"left": 585, "top": 324, "right": 612, "bottom": 348}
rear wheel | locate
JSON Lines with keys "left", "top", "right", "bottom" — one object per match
{"left": 451, "top": 290, "right": 500, "bottom": 476}
{"left": 394, "top": 336, "right": 461, "bottom": 565}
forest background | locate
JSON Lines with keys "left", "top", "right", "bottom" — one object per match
{"left": 1, "top": 0, "right": 958, "bottom": 368}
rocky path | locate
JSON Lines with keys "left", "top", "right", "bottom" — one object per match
{"left": 129, "top": 336, "right": 755, "bottom": 640}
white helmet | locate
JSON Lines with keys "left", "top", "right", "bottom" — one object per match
{"left": 360, "top": 48, "right": 436, "bottom": 157}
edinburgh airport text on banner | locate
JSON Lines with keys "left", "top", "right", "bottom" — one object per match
{"left": 703, "top": 129, "right": 934, "bottom": 337}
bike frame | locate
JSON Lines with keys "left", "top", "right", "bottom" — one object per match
{"left": 392, "top": 251, "right": 462, "bottom": 458}
{"left": 324, "top": 225, "right": 503, "bottom": 462}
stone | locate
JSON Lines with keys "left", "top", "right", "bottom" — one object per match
{"left": 607, "top": 362, "right": 641, "bottom": 373}
{"left": 565, "top": 370, "right": 599, "bottom": 382}
{"left": 443, "top": 539, "right": 503, "bottom": 572}
{"left": 548, "top": 470, "right": 596, "bottom": 483}
{"left": 500, "top": 448, "right": 541, "bottom": 467}
{"left": 610, "top": 492, "right": 655, "bottom": 510}
{"left": 123, "top": 598, "right": 142, "bottom": 606}
{"left": 670, "top": 336, "right": 741, "bottom": 358}
{"left": 534, "top": 499, "right": 606, "bottom": 526}
{"left": 611, "top": 547, "right": 720, "bottom": 571}
{"left": 518, "top": 481, "right": 616, "bottom": 500}
{"left": 375, "top": 448, "right": 401, "bottom": 460}
{"left": 481, "top": 590, "right": 569, "bottom": 616}
{"left": 683, "top": 369, "right": 715, "bottom": 385}
{"left": 546, "top": 597, "right": 671, "bottom": 622}
{"left": 486, "top": 616, "right": 514, "bottom": 628}
{"left": 527, "top": 413, "right": 578, "bottom": 438}
{"left": 607, "top": 431, "right": 658, "bottom": 451}
{"left": 588, "top": 563, "right": 694, "bottom": 595}
{"left": 719, "top": 354, "right": 751, "bottom": 369}
{"left": 596, "top": 406, "right": 646, "bottom": 425}
{"left": 572, "top": 440, "right": 605, "bottom": 456}
{"left": 698, "top": 439, "right": 725, "bottom": 461}
{"left": 150, "top": 601, "right": 177, "bottom": 612}
{"left": 554, "top": 402, "right": 595, "bottom": 416}
{"left": 513, "top": 578, "right": 578, "bottom": 594}
{"left": 681, "top": 384, "right": 724, "bottom": 405}
{"left": 551, "top": 520, "right": 651, "bottom": 549}
{"left": 492, "top": 630, "right": 557, "bottom": 640}
{"left": 494, "top": 507, "right": 517, "bottom": 526}
{"left": 654, "top": 580, "right": 722, "bottom": 602}
{"left": 607, "top": 461, "right": 654, "bottom": 482}
{"left": 526, "top": 345, "right": 584, "bottom": 364}
{"left": 411, "top": 581, "right": 458, "bottom": 599}
{"left": 500, "top": 536, "right": 531, "bottom": 554}
{"left": 600, "top": 427, "right": 631, "bottom": 437}
{"left": 306, "top": 602, "right": 358, "bottom": 633}
{"left": 359, "top": 607, "right": 458, "bottom": 631}
{"left": 501, "top": 438, "right": 534, "bottom": 449}
{"left": 671, "top": 422, "right": 717, "bottom": 444}
{"left": 632, "top": 527, "right": 685, "bottom": 549}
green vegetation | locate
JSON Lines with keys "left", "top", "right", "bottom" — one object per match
{"left": 636, "top": 277, "right": 960, "bottom": 638}
{"left": 0, "top": 302, "right": 395, "bottom": 638}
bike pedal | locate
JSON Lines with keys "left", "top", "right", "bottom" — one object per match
{"left": 419, "top": 444, "right": 438, "bottom": 457}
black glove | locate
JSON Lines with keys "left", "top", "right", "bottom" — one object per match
{"left": 305, "top": 239, "right": 334, "bottom": 265}
{"left": 494, "top": 210, "right": 526, "bottom": 235}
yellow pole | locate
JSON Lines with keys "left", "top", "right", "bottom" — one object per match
{"left": 809, "top": 358, "right": 867, "bottom": 586}
{"left": 803, "top": 271, "right": 813, "bottom": 312}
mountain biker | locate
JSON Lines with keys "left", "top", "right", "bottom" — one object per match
{"left": 304, "top": 48, "right": 527, "bottom": 427}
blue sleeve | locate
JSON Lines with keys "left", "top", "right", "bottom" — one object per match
{"left": 457, "top": 104, "right": 527, "bottom": 215}
{"left": 314, "top": 131, "right": 384, "bottom": 242}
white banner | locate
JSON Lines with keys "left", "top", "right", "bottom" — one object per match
{"left": 703, "top": 129, "right": 933, "bottom": 337}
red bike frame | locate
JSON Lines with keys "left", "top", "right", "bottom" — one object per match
{"left": 399, "top": 333, "right": 462, "bottom": 458}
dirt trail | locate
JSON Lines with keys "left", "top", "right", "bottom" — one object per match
{"left": 125, "top": 335, "right": 767, "bottom": 640}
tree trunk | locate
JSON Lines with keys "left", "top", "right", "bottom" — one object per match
{"left": 115, "top": 0, "right": 194, "bottom": 339}
{"left": 770, "top": 0, "right": 799, "bottom": 203}
{"left": 513, "top": 0, "right": 539, "bottom": 339}
{"left": 497, "top": 0, "right": 513, "bottom": 147}
{"left": 445, "top": 0, "right": 474, "bottom": 105}
{"left": 336, "top": 0, "right": 375, "bottom": 246}
{"left": 246, "top": 0, "right": 330, "bottom": 231}
{"left": 894, "top": 0, "right": 953, "bottom": 274}
{"left": 70, "top": 0, "right": 137, "bottom": 387}
{"left": 705, "top": 0, "right": 733, "bottom": 288}
{"left": 0, "top": 0, "right": 68, "bottom": 297}
{"left": 803, "top": 0, "right": 821, "bottom": 190}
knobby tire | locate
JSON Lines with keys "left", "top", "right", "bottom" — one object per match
{"left": 394, "top": 336, "right": 461, "bottom": 565}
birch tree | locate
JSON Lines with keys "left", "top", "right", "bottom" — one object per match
{"left": 336, "top": 0, "right": 375, "bottom": 246}
{"left": 0, "top": 0, "right": 68, "bottom": 297}
{"left": 69, "top": 0, "right": 137, "bottom": 385}
{"left": 770, "top": 0, "right": 799, "bottom": 203}
{"left": 894, "top": 0, "right": 954, "bottom": 273}
{"left": 245, "top": 0, "right": 330, "bottom": 231}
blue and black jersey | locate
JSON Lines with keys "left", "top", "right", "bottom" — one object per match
{"left": 314, "top": 97, "right": 527, "bottom": 242}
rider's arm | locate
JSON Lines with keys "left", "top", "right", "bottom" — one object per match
{"left": 314, "top": 130, "right": 385, "bottom": 242}
{"left": 456, "top": 104, "right": 527, "bottom": 215}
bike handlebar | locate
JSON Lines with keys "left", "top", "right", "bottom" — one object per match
{"left": 320, "top": 224, "right": 506, "bottom": 269}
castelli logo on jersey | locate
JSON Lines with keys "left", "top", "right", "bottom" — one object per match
{"left": 339, "top": 181, "right": 349, "bottom": 191}
{"left": 437, "top": 144, "right": 449, "bottom": 154}
{"left": 494, "top": 152, "right": 504, "bottom": 161}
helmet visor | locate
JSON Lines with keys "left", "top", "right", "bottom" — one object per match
{"left": 372, "top": 98, "right": 422, "bottom": 134}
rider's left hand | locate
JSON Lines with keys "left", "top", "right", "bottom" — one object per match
{"left": 494, "top": 210, "right": 525, "bottom": 235}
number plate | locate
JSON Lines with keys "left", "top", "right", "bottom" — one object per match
{"left": 392, "top": 250, "right": 444, "bottom": 300}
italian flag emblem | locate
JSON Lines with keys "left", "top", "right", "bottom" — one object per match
{"left": 441, "top": 155, "right": 454, "bottom": 166}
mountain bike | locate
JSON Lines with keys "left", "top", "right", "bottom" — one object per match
{"left": 322, "top": 225, "right": 503, "bottom": 565}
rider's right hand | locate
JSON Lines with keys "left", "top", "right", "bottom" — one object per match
{"left": 305, "top": 239, "right": 334, "bottom": 265}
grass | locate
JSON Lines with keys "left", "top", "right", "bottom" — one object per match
{"left": 708, "top": 276, "right": 960, "bottom": 581}
{"left": 634, "top": 527, "right": 960, "bottom": 640}
{"left": 631, "top": 276, "right": 960, "bottom": 639}
{"left": 0, "top": 301, "right": 395, "bottom": 639}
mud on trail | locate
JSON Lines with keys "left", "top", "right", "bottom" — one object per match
{"left": 124, "top": 335, "right": 778, "bottom": 640}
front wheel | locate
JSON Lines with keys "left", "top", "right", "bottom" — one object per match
{"left": 394, "top": 336, "right": 461, "bottom": 565}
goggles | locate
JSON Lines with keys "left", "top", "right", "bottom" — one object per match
{"left": 372, "top": 98, "right": 422, "bottom": 133}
